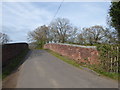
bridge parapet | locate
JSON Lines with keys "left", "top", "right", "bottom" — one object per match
{"left": 44, "top": 43, "right": 99, "bottom": 65}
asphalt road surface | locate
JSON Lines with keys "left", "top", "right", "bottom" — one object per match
{"left": 15, "top": 50, "right": 118, "bottom": 88}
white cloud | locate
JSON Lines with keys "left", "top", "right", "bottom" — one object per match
{"left": 2, "top": 2, "right": 53, "bottom": 42}
{"left": 2, "top": 2, "right": 110, "bottom": 42}
{"left": 57, "top": 2, "right": 110, "bottom": 28}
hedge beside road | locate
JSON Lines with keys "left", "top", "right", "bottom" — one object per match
{"left": 2, "top": 43, "right": 29, "bottom": 67}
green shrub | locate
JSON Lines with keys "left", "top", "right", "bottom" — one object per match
{"left": 97, "top": 44, "right": 119, "bottom": 73}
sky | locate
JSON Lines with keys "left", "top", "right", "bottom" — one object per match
{"left": 2, "top": 2, "right": 111, "bottom": 43}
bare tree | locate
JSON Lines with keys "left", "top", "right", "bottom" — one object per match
{"left": 0, "top": 32, "right": 10, "bottom": 44}
{"left": 66, "top": 27, "right": 78, "bottom": 43}
{"left": 77, "top": 33, "right": 86, "bottom": 45}
{"left": 103, "top": 28, "right": 118, "bottom": 44}
{"left": 27, "top": 25, "right": 49, "bottom": 48}
{"left": 49, "top": 18, "right": 77, "bottom": 43}
{"left": 78, "top": 25, "right": 105, "bottom": 45}
{"left": 85, "top": 25, "right": 105, "bottom": 44}
{"left": 77, "top": 25, "right": 116, "bottom": 45}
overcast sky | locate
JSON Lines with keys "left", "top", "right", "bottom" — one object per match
{"left": 2, "top": 2, "right": 111, "bottom": 43}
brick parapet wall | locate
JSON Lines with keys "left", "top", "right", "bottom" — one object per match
{"left": 44, "top": 43, "right": 99, "bottom": 65}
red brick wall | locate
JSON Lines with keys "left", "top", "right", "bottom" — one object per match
{"left": 2, "top": 43, "right": 29, "bottom": 66}
{"left": 44, "top": 43, "right": 99, "bottom": 65}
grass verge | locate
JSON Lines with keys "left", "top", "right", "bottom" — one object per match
{"left": 45, "top": 49, "right": 82, "bottom": 69}
{"left": 2, "top": 49, "right": 29, "bottom": 79}
{"left": 80, "top": 64, "right": 119, "bottom": 80}
{"left": 45, "top": 49, "right": 119, "bottom": 80}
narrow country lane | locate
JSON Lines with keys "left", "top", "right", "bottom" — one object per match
{"left": 12, "top": 50, "right": 118, "bottom": 88}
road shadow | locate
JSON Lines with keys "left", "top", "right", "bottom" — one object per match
{"left": 2, "top": 49, "right": 32, "bottom": 88}
{"left": 2, "top": 49, "right": 47, "bottom": 88}
{"left": 13, "top": 49, "right": 32, "bottom": 73}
